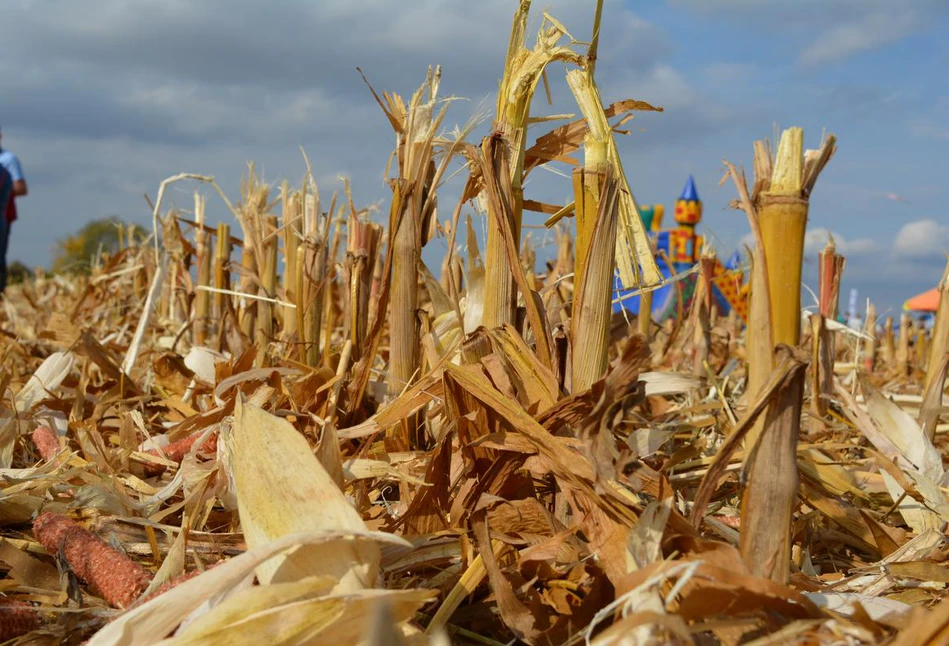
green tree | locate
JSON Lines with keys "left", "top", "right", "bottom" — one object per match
{"left": 7, "top": 260, "right": 34, "bottom": 284}
{"left": 52, "top": 217, "right": 146, "bottom": 274}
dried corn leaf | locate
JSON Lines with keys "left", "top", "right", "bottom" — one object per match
{"left": 88, "top": 529, "right": 409, "bottom": 646}
{"left": 227, "top": 398, "right": 381, "bottom": 591}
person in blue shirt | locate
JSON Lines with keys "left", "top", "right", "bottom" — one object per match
{"left": 0, "top": 125, "right": 28, "bottom": 294}
{"left": 0, "top": 164, "right": 12, "bottom": 294}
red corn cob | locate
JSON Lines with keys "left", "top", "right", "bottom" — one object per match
{"left": 31, "top": 425, "right": 61, "bottom": 461}
{"left": 153, "top": 431, "right": 218, "bottom": 463}
{"left": 0, "top": 599, "right": 41, "bottom": 641}
{"left": 138, "top": 568, "right": 206, "bottom": 605}
{"left": 143, "top": 431, "right": 218, "bottom": 475}
{"left": 33, "top": 513, "right": 153, "bottom": 609}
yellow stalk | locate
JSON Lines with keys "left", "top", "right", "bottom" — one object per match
{"left": 236, "top": 165, "right": 269, "bottom": 341}
{"left": 295, "top": 244, "right": 308, "bottom": 363}
{"left": 739, "top": 347, "right": 808, "bottom": 584}
{"left": 725, "top": 129, "right": 835, "bottom": 585}
{"left": 917, "top": 328, "right": 929, "bottom": 372}
{"left": 255, "top": 214, "right": 279, "bottom": 367}
{"left": 361, "top": 65, "right": 449, "bottom": 447}
{"left": 303, "top": 239, "right": 327, "bottom": 369}
{"left": 817, "top": 239, "right": 845, "bottom": 405}
{"left": 758, "top": 128, "right": 806, "bottom": 347}
{"left": 882, "top": 316, "right": 895, "bottom": 368}
{"left": 690, "top": 252, "right": 715, "bottom": 377}
{"left": 281, "top": 184, "right": 302, "bottom": 337}
{"left": 744, "top": 129, "right": 835, "bottom": 446}
{"left": 238, "top": 245, "right": 257, "bottom": 339}
{"left": 570, "top": 132, "right": 616, "bottom": 392}
{"left": 484, "top": 3, "right": 585, "bottom": 329}
{"left": 389, "top": 192, "right": 420, "bottom": 405}
{"left": 482, "top": 203, "right": 520, "bottom": 330}
{"left": 898, "top": 312, "right": 911, "bottom": 375}
{"left": 425, "top": 544, "right": 502, "bottom": 635}
{"left": 162, "top": 215, "right": 182, "bottom": 323}
{"left": 565, "top": 69, "right": 662, "bottom": 292}
{"left": 925, "top": 260, "right": 949, "bottom": 394}
{"left": 725, "top": 152, "right": 774, "bottom": 446}
{"left": 347, "top": 218, "right": 382, "bottom": 362}
{"left": 638, "top": 267, "right": 654, "bottom": 340}
{"left": 863, "top": 302, "right": 877, "bottom": 372}
{"left": 810, "top": 313, "right": 825, "bottom": 418}
{"left": 213, "top": 222, "right": 231, "bottom": 324}
{"left": 193, "top": 192, "right": 211, "bottom": 346}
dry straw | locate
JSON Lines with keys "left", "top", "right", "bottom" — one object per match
{"left": 6, "top": 1, "right": 949, "bottom": 644}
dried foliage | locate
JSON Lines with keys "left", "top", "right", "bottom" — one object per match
{"left": 1, "top": 2, "right": 949, "bottom": 645}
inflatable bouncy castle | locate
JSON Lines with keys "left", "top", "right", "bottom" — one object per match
{"left": 614, "top": 176, "right": 749, "bottom": 323}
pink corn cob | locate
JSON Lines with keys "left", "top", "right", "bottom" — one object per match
{"left": 33, "top": 513, "right": 153, "bottom": 609}
{"left": 31, "top": 425, "right": 61, "bottom": 461}
{"left": 0, "top": 599, "right": 41, "bottom": 641}
{"left": 139, "top": 568, "right": 206, "bottom": 605}
{"left": 144, "top": 431, "right": 218, "bottom": 475}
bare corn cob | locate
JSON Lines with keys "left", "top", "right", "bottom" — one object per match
{"left": 0, "top": 599, "right": 41, "bottom": 642}
{"left": 32, "top": 425, "right": 60, "bottom": 461}
{"left": 34, "top": 512, "right": 153, "bottom": 609}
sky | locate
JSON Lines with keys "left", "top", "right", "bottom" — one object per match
{"left": 1, "top": 0, "right": 948, "bottom": 317}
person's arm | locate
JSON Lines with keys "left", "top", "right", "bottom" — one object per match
{"left": 8, "top": 156, "right": 26, "bottom": 197}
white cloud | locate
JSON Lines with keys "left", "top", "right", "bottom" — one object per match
{"left": 804, "top": 228, "right": 879, "bottom": 256}
{"left": 628, "top": 65, "right": 697, "bottom": 111}
{"left": 739, "top": 228, "right": 879, "bottom": 257}
{"left": 799, "top": 8, "right": 919, "bottom": 65}
{"left": 893, "top": 220, "right": 949, "bottom": 259}
{"left": 675, "top": 0, "right": 945, "bottom": 67}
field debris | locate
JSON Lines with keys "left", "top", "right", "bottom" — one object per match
{"left": 1, "top": 1, "right": 949, "bottom": 645}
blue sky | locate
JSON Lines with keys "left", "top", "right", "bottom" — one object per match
{"left": 1, "top": 0, "right": 947, "bottom": 317}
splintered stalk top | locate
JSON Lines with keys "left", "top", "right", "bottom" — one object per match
{"left": 760, "top": 127, "right": 806, "bottom": 346}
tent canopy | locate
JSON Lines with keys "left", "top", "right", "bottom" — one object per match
{"left": 903, "top": 288, "right": 941, "bottom": 312}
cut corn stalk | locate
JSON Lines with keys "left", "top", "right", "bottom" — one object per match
{"left": 280, "top": 183, "right": 302, "bottom": 338}
{"left": 484, "top": 4, "right": 585, "bottom": 330}
{"left": 864, "top": 302, "right": 877, "bottom": 373}
{"left": 348, "top": 217, "right": 383, "bottom": 362}
{"left": 570, "top": 155, "right": 618, "bottom": 393}
{"left": 193, "top": 192, "right": 211, "bottom": 346}
{"left": 817, "top": 239, "right": 845, "bottom": 409}
{"left": 566, "top": 68, "right": 661, "bottom": 294}
{"left": 898, "top": 312, "right": 912, "bottom": 375}
{"left": 925, "top": 259, "right": 949, "bottom": 395}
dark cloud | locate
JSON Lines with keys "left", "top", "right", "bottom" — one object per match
{"left": 0, "top": 0, "right": 942, "bottom": 316}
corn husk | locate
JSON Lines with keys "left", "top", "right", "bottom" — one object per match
{"left": 227, "top": 399, "right": 380, "bottom": 591}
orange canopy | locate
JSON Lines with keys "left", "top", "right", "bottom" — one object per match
{"left": 903, "top": 288, "right": 941, "bottom": 312}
